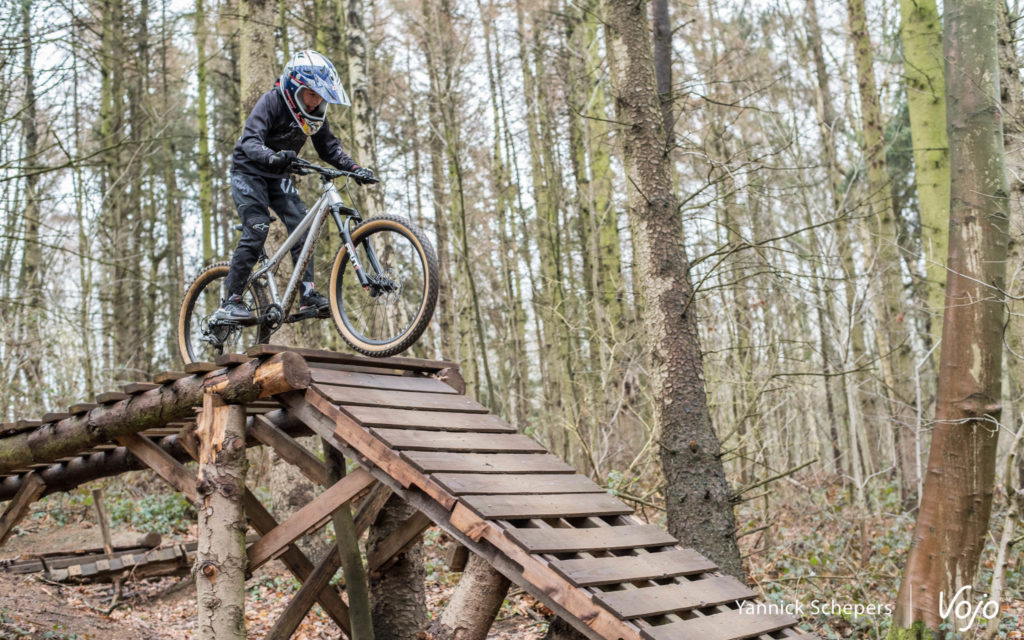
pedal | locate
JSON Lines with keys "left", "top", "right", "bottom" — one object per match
{"left": 285, "top": 308, "right": 317, "bottom": 323}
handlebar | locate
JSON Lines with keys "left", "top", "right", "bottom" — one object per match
{"left": 288, "top": 157, "right": 379, "bottom": 184}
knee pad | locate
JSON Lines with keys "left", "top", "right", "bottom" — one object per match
{"left": 239, "top": 206, "right": 272, "bottom": 242}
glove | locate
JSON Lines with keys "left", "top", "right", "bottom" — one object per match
{"left": 267, "top": 149, "right": 297, "bottom": 169}
{"left": 352, "top": 167, "right": 378, "bottom": 185}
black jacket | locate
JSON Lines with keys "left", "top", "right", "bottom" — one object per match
{"left": 231, "top": 89, "right": 358, "bottom": 178}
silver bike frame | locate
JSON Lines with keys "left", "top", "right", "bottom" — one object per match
{"left": 248, "top": 181, "right": 345, "bottom": 315}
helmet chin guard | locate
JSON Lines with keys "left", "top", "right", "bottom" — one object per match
{"left": 278, "top": 50, "right": 350, "bottom": 136}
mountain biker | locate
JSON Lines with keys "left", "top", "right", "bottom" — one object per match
{"left": 214, "top": 49, "right": 377, "bottom": 323}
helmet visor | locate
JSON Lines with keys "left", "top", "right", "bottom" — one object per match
{"left": 289, "top": 64, "right": 351, "bottom": 107}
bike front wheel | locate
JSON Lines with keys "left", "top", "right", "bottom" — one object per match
{"left": 177, "top": 262, "right": 272, "bottom": 365}
{"left": 328, "top": 215, "right": 439, "bottom": 357}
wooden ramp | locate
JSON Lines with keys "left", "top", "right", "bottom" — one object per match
{"left": 267, "top": 345, "right": 811, "bottom": 640}
{"left": 0, "top": 346, "right": 815, "bottom": 640}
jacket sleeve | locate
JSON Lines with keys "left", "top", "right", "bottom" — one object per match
{"left": 237, "top": 92, "right": 278, "bottom": 165}
{"left": 312, "top": 119, "right": 359, "bottom": 172}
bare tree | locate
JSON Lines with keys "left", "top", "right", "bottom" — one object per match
{"left": 890, "top": 0, "right": 1010, "bottom": 633}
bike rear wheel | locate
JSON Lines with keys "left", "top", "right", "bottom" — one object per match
{"left": 328, "top": 215, "right": 439, "bottom": 357}
{"left": 177, "top": 262, "right": 272, "bottom": 365}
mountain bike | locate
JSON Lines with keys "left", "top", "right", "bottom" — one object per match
{"left": 177, "top": 158, "right": 439, "bottom": 364}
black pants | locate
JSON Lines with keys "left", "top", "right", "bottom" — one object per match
{"left": 224, "top": 172, "right": 314, "bottom": 297}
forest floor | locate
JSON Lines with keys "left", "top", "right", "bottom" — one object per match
{"left": 0, "top": 472, "right": 1021, "bottom": 639}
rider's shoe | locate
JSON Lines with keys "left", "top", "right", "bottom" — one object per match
{"left": 300, "top": 289, "right": 331, "bottom": 317}
{"left": 212, "top": 294, "right": 253, "bottom": 323}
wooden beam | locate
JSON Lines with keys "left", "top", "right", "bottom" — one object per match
{"left": 246, "top": 468, "right": 377, "bottom": 571}
{"left": 352, "top": 483, "right": 392, "bottom": 535}
{"left": 264, "top": 549, "right": 343, "bottom": 640}
{"left": 0, "top": 472, "right": 45, "bottom": 547}
{"left": 116, "top": 433, "right": 200, "bottom": 503}
{"left": 249, "top": 414, "right": 328, "bottom": 486}
{"left": 446, "top": 544, "right": 469, "bottom": 572}
{"left": 367, "top": 510, "right": 433, "bottom": 574}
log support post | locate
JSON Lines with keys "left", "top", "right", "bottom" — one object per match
{"left": 425, "top": 552, "right": 510, "bottom": 640}
{"left": 91, "top": 488, "right": 113, "bottom": 555}
{"left": 194, "top": 393, "right": 248, "bottom": 640}
{"left": 324, "top": 440, "right": 376, "bottom": 640}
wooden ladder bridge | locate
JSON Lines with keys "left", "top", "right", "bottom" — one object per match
{"left": 0, "top": 346, "right": 816, "bottom": 640}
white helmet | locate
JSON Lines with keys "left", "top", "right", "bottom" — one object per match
{"left": 277, "top": 50, "right": 351, "bottom": 135}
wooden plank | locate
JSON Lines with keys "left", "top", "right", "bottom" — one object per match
{"left": 265, "top": 549, "right": 344, "bottom": 640}
{"left": 68, "top": 403, "right": 98, "bottom": 415}
{"left": 434, "top": 473, "right": 602, "bottom": 495}
{"left": 644, "top": 609, "right": 798, "bottom": 640}
{"left": 123, "top": 383, "right": 160, "bottom": 394}
{"left": 403, "top": 451, "right": 574, "bottom": 474}
{"left": 312, "top": 368, "right": 457, "bottom": 394}
{"left": 247, "top": 468, "right": 377, "bottom": 571}
{"left": 41, "top": 413, "right": 70, "bottom": 423}
{"left": 247, "top": 343, "right": 457, "bottom": 372}
{"left": 317, "top": 384, "right": 488, "bottom": 413}
{"left": 597, "top": 576, "right": 755, "bottom": 619}
{"left": 249, "top": 414, "right": 328, "bottom": 486}
{"left": 215, "top": 353, "right": 252, "bottom": 366}
{"left": 153, "top": 371, "right": 187, "bottom": 384}
{"left": 347, "top": 406, "right": 514, "bottom": 432}
{"left": 95, "top": 392, "right": 129, "bottom": 404}
{"left": 116, "top": 433, "right": 200, "bottom": 504}
{"left": 367, "top": 510, "right": 433, "bottom": 572}
{"left": 462, "top": 493, "right": 631, "bottom": 519}
{"left": 507, "top": 525, "right": 676, "bottom": 554}
{"left": 184, "top": 361, "right": 220, "bottom": 374}
{"left": 552, "top": 549, "right": 718, "bottom": 586}
{"left": 0, "top": 473, "right": 45, "bottom": 547}
{"left": 372, "top": 429, "right": 546, "bottom": 453}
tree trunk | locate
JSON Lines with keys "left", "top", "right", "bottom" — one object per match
{"left": 900, "top": 0, "right": 949, "bottom": 345}
{"left": 424, "top": 552, "right": 508, "bottom": 640}
{"left": 197, "top": 0, "right": 215, "bottom": 266}
{"left": 345, "top": 0, "right": 383, "bottom": 216}
{"left": 194, "top": 396, "right": 247, "bottom": 640}
{"left": 999, "top": 0, "right": 1024, "bottom": 469}
{"left": 804, "top": 0, "right": 852, "bottom": 484}
{"left": 368, "top": 493, "right": 426, "bottom": 639}
{"left": 848, "top": 0, "right": 920, "bottom": 507}
{"left": 889, "top": 0, "right": 1010, "bottom": 634}
{"left": 603, "top": 0, "right": 743, "bottom": 580}
{"left": 17, "top": 0, "right": 43, "bottom": 405}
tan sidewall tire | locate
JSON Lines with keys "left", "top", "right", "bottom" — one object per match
{"left": 177, "top": 262, "right": 231, "bottom": 365}
{"left": 328, "top": 216, "right": 438, "bottom": 356}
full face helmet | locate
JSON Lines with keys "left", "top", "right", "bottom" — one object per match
{"left": 277, "top": 50, "right": 350, "bottom": 135}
